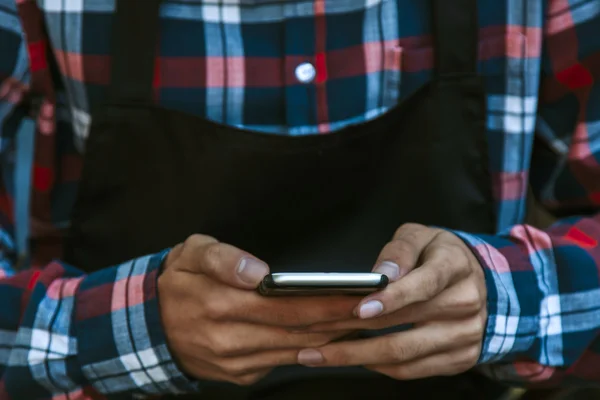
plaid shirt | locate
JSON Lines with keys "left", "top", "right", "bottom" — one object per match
{"left": 0, "top": 0, "right": 599, "bottom": 398}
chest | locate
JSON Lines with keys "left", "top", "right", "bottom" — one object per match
{"left": 40, "top": 0, "right": 542, "bottom": 135}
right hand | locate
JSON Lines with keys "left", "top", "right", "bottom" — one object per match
{"left": 158, "top": 234, "right": 360, "bottom": 386}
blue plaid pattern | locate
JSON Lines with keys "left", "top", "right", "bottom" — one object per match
{"left": 0, "top": 0, "right": 599, "bottom": 397}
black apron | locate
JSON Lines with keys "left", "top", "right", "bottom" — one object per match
{"left": 64, "top": 0, "right": 506, "bottom": 398}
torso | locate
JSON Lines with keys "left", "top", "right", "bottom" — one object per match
{"left": 31, "top": 0, "right": 543, "bottom": 263}
{"left": 43, "top": 0, "right": 541, "bottom": 136}
{"left": 63, "top": 3, "right": 497, "bottom": 396}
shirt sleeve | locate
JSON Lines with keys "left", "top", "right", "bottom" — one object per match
{"left": 1, "top": 252, "right": 199, "bottom": 399}
{"left": 0, "top": 0, "right": 29, "bottom": 277}
{"left": 0, "top": 2, "right": 198, "bottom": 398}
{"left": 454, "top": 0, "right": 600, "bottom": 386}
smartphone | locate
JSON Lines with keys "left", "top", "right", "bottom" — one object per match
{"left": 258, "top": 272, "right": 388, "bottom": 296}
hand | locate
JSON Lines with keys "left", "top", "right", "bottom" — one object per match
{"left": 158, "top": 234, "right": 359, "bottom": 386}
{"left": 297, "top": 224, "right": 487, "bottom": 380}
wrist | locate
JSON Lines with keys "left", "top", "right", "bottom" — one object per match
{"left": 74, "top": 251, "right": 199, "bottom": 396}
{"left": 451, "top": 230, "right": 540, "bottom": 364}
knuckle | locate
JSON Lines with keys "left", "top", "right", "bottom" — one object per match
{"left": 463, "top": 316, "right": 486, "bottom": 344}
{"left": 221, "top": 361, "right": 249, "bottom": 376}
{"left": 202, "top": 242, "right": 224, "bottom": 269}
{"left": 301, "top": 333, "right": 331, "bottom": 348}
{"left": 393, "top": 225, "right": 408, "bottom": 239}
{"left": 157, "top": 269, "right": 177, "bottom": 293}
{"left": 205, "top": 327, "right": 245, "bottom": 357}
{"left": 473, "top": 315, "right": 486, "bottom": 336}
{"left": 329, "top": 349, "right": 351, "bottom": 366}
{"left": 434, "top": 242, "right": 468, "bottom": 271}
{"left": 451, "top": 246, "right": 472, "bottom": 275}
{"left": 386, "top": 240, "right": 417, "bottom": 261}
{"left": 433, "top": 243, "right": 455, "bottom": 261}
{"left": 388, "top": 286, "right": 408, "bottom": 305}
{"left": 440, "top": 368, "right": 461, "bottom": 377}
{"left": 183, "top": 234, "right": 209, "bottom": 251}
{"left": 422, "top": 270, "right": 444, "bottom": 300}
{"left": 389, "top": 341, "right": 411, "bottom": 361}
{"left": 273, "top": 306, "right": 303, "bottom": 327}
{"left": 437, "top": 231, "right": 458, "bottom": 243}
{"left": 464, "top": 345, "right": 482, "bottom": 365}
{"left": 394, "top": 223, "right": 426, "bottom": 238}
{"left": 476, "top": 322, "right": 486, "bottom": 342}
{"left": 164, "top": 244, "right": 184, "bottom": 267}
{"left": 322, "top": 299, "right": 355, "bottom": 321}
{"left": 211, "top": 337, "right": 240, "bottom": 357}
{"left": 203, "top": 299, "right": 228, "bottom": 320}
{"left": 448, "top": 243, "right": 468, "bottom": 262}
{"left": 208, "top": 333, "right": 228, "bottom": 355}
{"left": 377, "top": 242, "right": 396, "bottom": 261}
{"left": 434, "top": 269, "right": 447, "bottom": 292}
{"left": 418, "top": 365, "right": 439, "bottom": 378}
{"left": 454, "top": 352, "right": 479, "bottom": 373}
{"left": 233, "top": 373, "right": 262, "bottom": 386}
{"left": 389, "top": 366, "right": 410, "bottom": 380}
{"left": 316, "top": 306, "right": 341, "bottom": 322}
{"left": 456, "top": 284, "right": 483, "bottom": 314}
{"left": 182, "top": 234, "right": 219, "bottom": 263}
{"left": 183, "top": 234, "right": 202, "bottom": 247}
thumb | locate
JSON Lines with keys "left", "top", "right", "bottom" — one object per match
{"left": 171, "top": 234, "right": 270, "bottom": 290}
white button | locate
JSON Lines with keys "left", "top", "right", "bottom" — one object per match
{"left": 295, "top": 62, "right": 316, "bottom": 83}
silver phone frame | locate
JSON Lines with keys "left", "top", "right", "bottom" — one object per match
{"left": 258, "top": 272, "right": 388, "bottom": 296}
{"left": 271, "top": 272, "right": 385, "bottom": 287}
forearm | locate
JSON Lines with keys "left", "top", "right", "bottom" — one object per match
{"left": 0, "top": 250, "right": 198, "bottom": 399}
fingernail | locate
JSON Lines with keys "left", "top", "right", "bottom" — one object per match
{"left": 373, "top": 261, "right": 401, "bottom": 281}
{"left": 298, "top": 349, "right": 324, "bottom": 366}
{"left": 358, "top": 300, "right": 384, "bottom": 319}
{"left": 237, "top": 258, "right": 268, "bottom": 285}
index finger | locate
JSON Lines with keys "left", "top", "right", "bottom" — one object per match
{"left": 231, "top": 292, "right": 361, "bottom": 327}
{"left": 357, "top": 236, "right": 472, "bottom": 318}
{"left": 176, "top": 235, "right": 270, "bottom": 289}
{"left": 372, "top": 224, "right": 441, "bottom": 281}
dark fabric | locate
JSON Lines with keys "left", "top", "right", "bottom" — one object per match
{"left": 65, "top": 0, "right": 494, "bottom": 272}
{"left": 188, "top": 374, "right": 507, "bottom": 400}
{"left": 432, "top": 0, "right": 478, "bottom": 77}
{"left": 106, "top": 0, "right": 161, "bottom": 104}
{"left": 64, "top": 0, "right": 504, "bottom": 398}
{"left": 66, "top": 77, "right": 493, "bottom": 271}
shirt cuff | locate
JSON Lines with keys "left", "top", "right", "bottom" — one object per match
{"left": 452, "top": 231, "right": 542, "bottom": 365}
{"left": 74, "top": 250, "right": 200, "bottom": 397}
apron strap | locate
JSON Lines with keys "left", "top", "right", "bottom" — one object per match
{"left": 14, "top": 117, "right": 36, "bottom": 269}
{"left": 432, "top": 0, "right": 478, "bottom": 77}
{"left": 108, "top": 0, "right": 162, "bottom": 104}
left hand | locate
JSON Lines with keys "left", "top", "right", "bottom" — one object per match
{"left": 296, "top": 223, "right": 487, "bottom": 380}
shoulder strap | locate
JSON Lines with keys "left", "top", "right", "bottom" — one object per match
{"left": 108, "top": 0, "right": 162, "bottom": 104}
{"left": 432, "top": 0, "right": 479, "bottom": 77}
